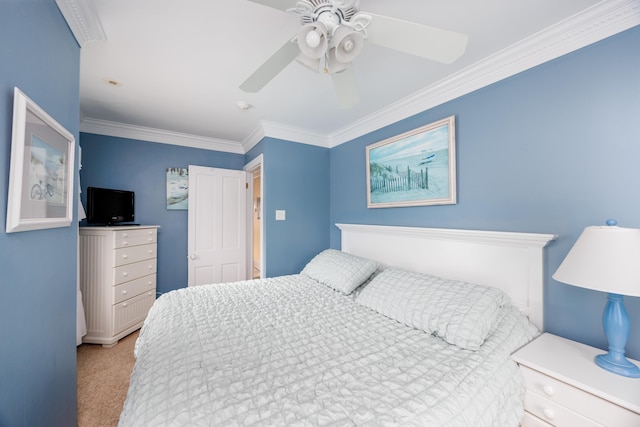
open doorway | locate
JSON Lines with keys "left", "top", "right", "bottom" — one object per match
{"left": 251, "top": 170, "right": 261, "bottom": 278}
{"left": 244, "top": 155, "right": 263, "bottom": 279}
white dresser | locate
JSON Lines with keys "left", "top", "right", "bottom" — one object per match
{"left": 79, "top": 225, "right": 159, "bottom": 347}
{"left": 512, "top": 333, "right": 640, "bottom": 426}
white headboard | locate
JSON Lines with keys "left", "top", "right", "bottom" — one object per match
{"left": 337, "top": 223, "right": 557, "bottom": 330}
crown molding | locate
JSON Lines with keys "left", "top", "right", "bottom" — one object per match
{"left": 80, "top": 117, "right": 245, "bottom": 154}
{"left": 325, "top": 0, "right": 639, "bottom": 147}
{"left": 55, "top": 0, "right": 107, "bottom": 47}
{"left": 241, "top": 125, "right": 266, "bottom": 153}
{"left": 260, "top": 121, "right": 330, "bottom": 148}
{"left": 206, "top": 120, "right": 330, "bottom": 155}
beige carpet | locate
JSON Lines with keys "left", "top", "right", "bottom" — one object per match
{"left": 77, "top": 331, "right": 139, "bottom": 427}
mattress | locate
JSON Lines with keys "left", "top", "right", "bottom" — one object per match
{"left": 119, "top": 273, "right": 537, "bottom": 426}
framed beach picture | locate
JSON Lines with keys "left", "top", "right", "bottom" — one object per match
{"left": 366, "top": 116, "right": 456, "bottom": 208}
{"left": 6, "top": 87, "right": 75, "bottom": 233}
{"left": 166, "top": 167, "right": 188, "bottom": 210}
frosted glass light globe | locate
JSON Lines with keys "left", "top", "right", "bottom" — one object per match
{"left": 306, "top": 30, "right": 321, "bottom": 48}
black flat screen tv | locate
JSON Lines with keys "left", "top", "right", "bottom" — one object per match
{"left": 86, "top": 187, "right": 135, "bottom": 226}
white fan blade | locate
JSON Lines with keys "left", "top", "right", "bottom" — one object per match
{"left": 331, "top": 67, "right": 360, "bottom": 109}
{"left": 366, "top": 13, "right": 468, "bottom": 64}
{"left": 240, "top": 40, "right": 300, "bottom": 92}
{"left": 247, "top": 0, "right": 296, "bottom": 12}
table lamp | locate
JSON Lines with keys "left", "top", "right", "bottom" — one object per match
{"left": 553, "top": 219, "right": 640, "bottom": 378}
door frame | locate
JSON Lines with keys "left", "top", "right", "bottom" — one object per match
{"left": 244, "top": 154, "right": 264, "bottom": 279}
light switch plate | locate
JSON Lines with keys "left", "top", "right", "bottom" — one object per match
{"left": 275, "top": 210, "right": 286, "bottom": 221}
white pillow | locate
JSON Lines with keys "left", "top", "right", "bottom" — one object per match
{"left": 355, "top": 268, "right": 507, "bottom": 350}
{"left": 301, "top": 249, "right": 378, "bottom": 295}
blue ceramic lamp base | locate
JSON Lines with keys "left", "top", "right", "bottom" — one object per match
{"left": 596, "top": 293, "right": 640, "bottom": 378}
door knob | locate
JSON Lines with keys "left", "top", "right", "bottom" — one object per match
{"left": 189, "top": 253, "right": 197, "bottom": 260}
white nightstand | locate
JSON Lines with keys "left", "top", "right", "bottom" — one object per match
{"left": 512, "top": 333, "right": 640, "bottom": 427}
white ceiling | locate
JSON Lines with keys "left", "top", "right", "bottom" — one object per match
{"left": 57, "top": 0, "right": 638, "bottom": 153}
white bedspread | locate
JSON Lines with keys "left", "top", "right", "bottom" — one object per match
{"left": 119, "top": 275, "right": 538, "bottom": 426}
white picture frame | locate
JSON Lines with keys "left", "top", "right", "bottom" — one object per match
{"left": 366, "top": 116, "right": 457, "bottom": 208}
{"left": 6, "top": 87, "right": 75, "bottom": 233}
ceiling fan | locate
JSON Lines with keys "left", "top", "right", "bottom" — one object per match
{"left": 240, "top": 0, "right": 468, "bottom": 108}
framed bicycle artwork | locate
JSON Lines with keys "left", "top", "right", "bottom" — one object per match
{"left": 6, "top": 87, "right": 75, "bottom": 233}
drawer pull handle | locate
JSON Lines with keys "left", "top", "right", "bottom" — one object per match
{"left": 542, "top": 385, "right": 554, "bottom": 396}
{"left": 148, "top": 265, "right": 153, "bottom": 269}
{"left": 148, "top": 282, "right": 153, "bottom": 286}
{"left": 122, "top": 254, "right": 129, "bottom": 259}
{"left": 122, "top": 272, "right": 128, "bottom": 277}
{"left": 148, "top": 238, "right": 153, "bottom": 242}
{"left": 122, "top": 290, "right": 128, "bottom": 295}
{"left": 148, "top": 291, "right": 153, "bottom": 296}
{"left": 122, "top": 302, "right": 128, "bottom": 307}
{"left": 123, "top": 233, "right": 128, "bottom": 238}
{"left": 542, "top": 408, "right": 555, "bottom": 420}
{"left": 148, "top": 250, "right": 153, "bottom": 254}
{"left": 123, "top": 241, "right": 129, "bottom": 246}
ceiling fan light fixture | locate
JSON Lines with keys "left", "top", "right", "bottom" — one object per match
{"left": 297, "top": 22, "right": 328, "bottom": 59}
{"left": 242, "top": 0, "right": 469, "bottom": 105}
{"left": 332, "top": 25, "right": 364, "bottom": 63}
{"left": 289, "top": 0, "right": 369, "bottom": 75}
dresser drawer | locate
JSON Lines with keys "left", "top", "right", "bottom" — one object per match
{"left": 521, "top": 366, "right": 639, "bottom": 426}
{"left": 115, "top": 228, "right": 157, "bottom": 248}
{"left": 112, "top": 290, "right": 155, "bottom": 336}
{"left": 113, "top": 274, "right": 156, "bottom": 304}
{"left": 114, "top": 243, "right": 156, "bottom": 267}
{"left": 114, "top": 259, "right": 157, "bottom": 285}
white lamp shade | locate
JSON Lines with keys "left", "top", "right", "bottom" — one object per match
{"left": 553, "top": 225, "right": 640, "bottom": 297}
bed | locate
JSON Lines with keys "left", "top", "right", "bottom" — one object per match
{"left": 119, "top": 224, "right": 557, "bottom": 426}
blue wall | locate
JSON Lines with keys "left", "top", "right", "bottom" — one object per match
{"left": 330, "top": 26, "right": 640, "bottom": 359}
{"left": 80, "top": 135, "right": 330, "bottom": 288}
{"left": 0, "top": 1, "right": 80, "bottom": 425}
{"left": 79, "top": 133, "right": 245, "bottom": 294}
{"left": 247, "top": 138, "right": 330, "bottom": 277}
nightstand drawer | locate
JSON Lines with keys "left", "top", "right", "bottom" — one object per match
{"left": 525, "top": 390, "right": 600, "bottom": 426}
{"left": 521, "top": 366, "right": 639, "bottom": 426}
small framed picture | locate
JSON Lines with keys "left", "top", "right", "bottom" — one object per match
{"left": 166, "top": 167, "right": 188, "bottom": 210}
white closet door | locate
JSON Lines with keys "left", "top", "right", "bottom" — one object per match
{"left": 188, "top": 165, "right": 248, "bottom": 286}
